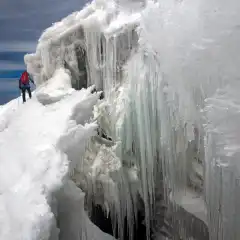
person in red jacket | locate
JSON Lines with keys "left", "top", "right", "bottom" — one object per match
{"left": 19, "top": 71, "right": 35, "bottom": 103}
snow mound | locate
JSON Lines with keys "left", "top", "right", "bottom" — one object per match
{"left": 36, "top": 68, "right": 74, "bottom": 105}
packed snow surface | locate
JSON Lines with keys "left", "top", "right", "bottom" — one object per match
{"left": 0, "top": 68, "right": 114, "bottom": 240}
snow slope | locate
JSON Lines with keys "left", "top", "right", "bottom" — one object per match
{"left": 0, "top": 68, "right": 114, "bottom": 240}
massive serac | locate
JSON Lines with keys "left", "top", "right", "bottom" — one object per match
{"left": 1, "top": 0, "right": 239, "bottom": 239}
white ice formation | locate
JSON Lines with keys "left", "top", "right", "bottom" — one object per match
{"left": 1, "top": 0, "right": 240, "bottom": 239}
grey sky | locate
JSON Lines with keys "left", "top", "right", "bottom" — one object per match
{"left": 0, "top": 0, "right": 86, "bottom": 43}
{"left": 0, "top": 0, "right": 87, "bottom": 104}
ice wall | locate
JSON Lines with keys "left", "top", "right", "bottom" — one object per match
{"left": 24, "top": 0, "right": 240, "bottom": 239}
{"left": 25, "top": 1, "right": 145, "bottom": 240}
{"left": 204, "top": 84, "right": 240, "bottom": 240}
{"left": 139, "top": 0, "right": 240, "bottom": 239}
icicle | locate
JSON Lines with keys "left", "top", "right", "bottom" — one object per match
{"left": 120, "top": 48, "right": 163, "bottom": 239}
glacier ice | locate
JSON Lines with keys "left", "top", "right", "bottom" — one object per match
{"left": 1, "top": 0, "right": 240, "bottom": 239}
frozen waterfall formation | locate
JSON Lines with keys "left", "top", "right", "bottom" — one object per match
{"left": 22, "top": 0, "right": 240, "bottom": 239}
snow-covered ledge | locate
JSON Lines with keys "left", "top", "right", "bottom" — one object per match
{"left": 0, "top": 69, "right": 114, "bottom": 240}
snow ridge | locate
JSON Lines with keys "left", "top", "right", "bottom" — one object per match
{"left": 0, "top": 69, "right": 113, "bottom": 240}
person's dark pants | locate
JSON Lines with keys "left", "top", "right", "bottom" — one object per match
{"left": 21, "top": 87, "right": 32, "bottom": 103}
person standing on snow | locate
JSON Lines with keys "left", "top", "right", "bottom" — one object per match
{"left": 19, "top": 71, "right": 35, "bottom": 103}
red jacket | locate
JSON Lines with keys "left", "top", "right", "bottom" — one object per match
{"left": 19, "top": 71, "right": 34, "bottom": 89}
